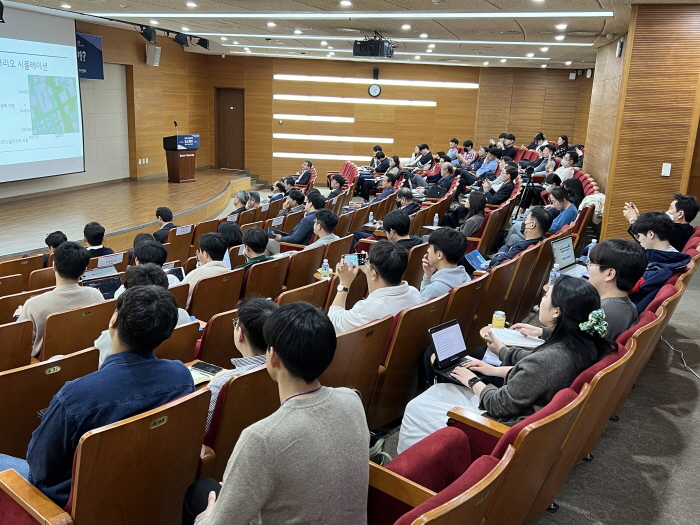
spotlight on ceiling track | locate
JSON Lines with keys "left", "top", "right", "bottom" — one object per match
{"left": 173, "top": 32, "right": 190, "bottom": 47}
{"left": 197, "top": 37, "right": 210, "bottom": 50}
{"left": 139, "top": 25, "right": 157, "bottom": 43}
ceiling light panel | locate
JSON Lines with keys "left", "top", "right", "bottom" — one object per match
{"left": 274, "top": 94, "right": 437, "bottom": 107}
{"left": 274, "top": 152, "right": 372, "bottom": 162}
{"left": 274, "top": 74, "right": 479, "bottom": 89}
{"left": 273, "top": 133, "right": 393, "bottom": 143}
{"left": 273, "top": 114, "right": 354, "bottom": 123}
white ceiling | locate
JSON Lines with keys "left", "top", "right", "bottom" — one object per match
{"left": 4, "top": 0, "right": 691, "bottom": 68}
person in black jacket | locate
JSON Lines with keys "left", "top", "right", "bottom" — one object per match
{"left": 623, "top": 193, "right": 699, "bottom": 252}
{"left": 499, "top": 133, "right": 517, "bottom": 159}
{"left": 482, "top": 165, "right": 516, "bottom": 206}
{"left": 396, "top": 187, "right": 421, "bottom": 216}
{"left": 84, "top": 222, "right": 114, "bottom": 257}
{"left": 327, "top": 175, "right": 346, "bottom": 200}
{"left": 489, "top": 206, "right": 551, "bottom": 268}
{"left": 153, "top": 207, "right": 178, "bottom": 244}
{"left": 294, "top": 160, "right": 313, "bottom": 186}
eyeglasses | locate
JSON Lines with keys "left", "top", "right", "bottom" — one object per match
{"left": 233, "top": 318, "right": 240, "bottom": 329}
{"left": 586, "top": 261, "right": 610, "bottom": 271}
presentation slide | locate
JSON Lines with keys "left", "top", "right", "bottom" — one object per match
{"left": 0, "top": 8, "right": 84, "bottom": 184}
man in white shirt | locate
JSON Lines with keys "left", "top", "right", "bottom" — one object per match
{"left": 181, "top": 233, "right": 231, "bottom": 307}
{"left": 114, "top": 241, "right": 180, "bottom": 298}
{"left": 328, "top": 240, "right": 422, "bottom": 334}
{"left": 552, "top": 151, "right": 578, "bottom": 182}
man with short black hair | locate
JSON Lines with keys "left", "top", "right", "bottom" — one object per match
{"left": 489, "top": 206, "right": 551, "bottom": 269}
{"left": 185, "top": 302, "right": 368, "bottom": 525}
{"left": 350, "top": 198, "right": 421, "bottom": 250}
{"left": 482, "top": 165, "right": 516, "bottom": 205}
{"left": 447, "top": 138, "right": 460, "bottom": 163}
{"left": 153, "top": 206, "right": 178, "bottom": 243}
{"left": 295, "top": 160, "right": 313, "bottom": 186}
{"left": 267, "top": 192, "right": 326, "bottom": 254}
{"left": 552, "top": 151, "right": 578, "bottom": 181}
{"left": 0, "top": 285, "right": 194, "bottom": 508}
{"left": 475, "top": 147, "right": 500, "bottom": 180}
{"left": 303, "top": 209, "right": 339, "bottom": 250}
{"left": 43, "top": 231, "right": 67, "bottom": 267}
{"left": 629, "top": 211, "right": 691, "bottom": 311}
{"left": 83, "top": 222, "right": 114, "bottom": 257}
{"left": 414, "top": 144, "right": 434, "bottom": 171}
{"left": 371, "top": 151, "right": 390, "bottom": 174}
{"left": 328, "top": 174, "right": 346, "bottom": 200}
{"left": 246, "top": 191, "right": 261, "bottom": 210}
{"left": 353, "top": 172, "right": 397, "bottom": 205}
{"left": 236, "top": 228, "right": 273, "bottom": 272}
{"left": 17, "top": 241, "right": 104, "bottom": 357}
{"left": 203, "top": 298, "right": 279, "bottom": 432}
{"left": 278, "top": 189, "right": 306, "bottom": 217}
{"left": 181, "top": 232, "right": 230, "bottom": 306}
{"left": 283, "top": 176, "right": 296, "bottom": 196}
{"left": 114, "top": 241, "right": 181, "bottom": 298}
{"left": 624, "top": 193, "right": 700, "bottom": 251}
{"left": 329, "top": 240, "right": 422, "bottom": 334}
{"left": 420, "top": 228, "right": 470, "bottom": 300}
{"left": 499, "top": 133, "right": 517, "bottom": 158}
{"left": 456, "top": 140, "right": 477, "bottom": 168}
{"left": 534, "top": 143, "right": 557, "bottom": 174}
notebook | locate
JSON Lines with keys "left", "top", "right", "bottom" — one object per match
{"left": 551, "top": 236, "right": 589, "bottom": 279}
{"left": 464, "top": 250, "right": 490, "bottom": 271}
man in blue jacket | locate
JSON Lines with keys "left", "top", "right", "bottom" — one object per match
{"left": 267, "top": 192, "right": 326, "bottom": 254}
{"left": 629, "top": 211, "right": 691, "bottom": 312}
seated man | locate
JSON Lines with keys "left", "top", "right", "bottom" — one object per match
{"left": 183, "top": 302, "right": 368, "bottom": 525}
{"left": 456, "top": 139, "right": 478, "bottom": 168}
{"left": 446, "top": 138, "right": 460, "bottom": 163}
{"left": 303, "top": 209, "right": 339, "bottom": 250}
{"left": 295, "top": 160, "right": 313, "bottom": 186}
{"left": 551, "top": 151, "right": 578, "bottom": 182}
{"left": 413, "top": 144, "right": 434, "bottom": 172}
{"left": 467, "top": 145, "right": 488, "bottom": 172}
{"left": 482, "top": 164, "right": 516, "bottom": 206}
{"left": 498, "top": 133, "right": 517, "bottom": 159}
{"left": 114, "top": 240, "right": 181, "bottom": 298}
{"left": 624, "top": 193, "right": 699, "bottom": 251}
{"left": 629, "top": 212, "right": 691, "bottom": 312}
{"left": 427, "top": 157, "right": 455, "bottom": 186}
{"left": 42, "top": 231, "right": 67, "bottom": 267}
{"left": 84, "top": 221, "right": 114, "bottom": 257}
{"left": 282, "top": 176, "right": 296, "bottom": 196}
{"left": 534, "top": 143, "right": 557, "bottom": 174}
{"left": 181, "top": 233, "right": 230, "bottom": 307}
{"left": 17, "top": 241, "right": 104, "bottom": 357}
{"left": 217, "top": 221, "right": 243, "bottom": 250}
{"left": 0, "top": 285, "right": 194, "bottom": 508}
{"left": 153, "top": 206, "right": 179, "bottom": 243}
{"left": 396, "top": 187, "right": 421, "bottom": 215}
{"left": 267, "top": 192, "right": 326, "bottom": 254}
{"left": 95, "top": 264, "right": 192, "bottom": 365}
{"left": 269, "top": 181, "right": 286, "bottom": 202}
{"left": 277, "top": 189, "right": 305, "bottom": 217}
{"left": 236, "top": 227, "right": 273, "bottom": 272}
{"left": 488, "top": 206, "right": 551, "bottom": 269}
{"left": 327, "top": 174, "right": 346, "bottom": 200}
{"left": 204, "top": 297, "right": 279, "bottom": 432}
{"left": 475, "top": 147, "right": 500, "bottom": 181}
{"left": 351, "top": 209, "right": 423, "bottom": 252}
{"left": 328, "top": 240, "right": 423, "bottom": 334}
{"left": 349, "top": 172, "right": 397, "bottom": 208}
{"left": 228, "top": 190, "right": 250, "bottom": 216}
{"left": 420, "top": 228, "right": 470, "bottom": 300}
{"left": 359, "top": 153, "right": 390, "bottom": 201}
{"left": 246, "top": 191, "right": 261, "bottom": 210}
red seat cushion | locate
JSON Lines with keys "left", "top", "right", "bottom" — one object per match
{"left": 0, "top": 489, "right": 40, "bottom": 525}
{"left": 683, "top": 235, "right": 700, "bottom": 252}
{"left": 203, "top": 380, "right": 230, "bottom": 448}
{"left": 616, "top": 310, "right": 658, "bottom": 346}
{"left": 645, "top": 283, "right": 678, "bottom": 314}
{"left": 570, "top": 344, "right": 626, "bottom": 393}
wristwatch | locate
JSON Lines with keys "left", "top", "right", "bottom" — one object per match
{"left": 467, "top": 376, "right": 482, "bottom": 389}
{"left": 337, "top": 284, "right": 350, "bottom": 293}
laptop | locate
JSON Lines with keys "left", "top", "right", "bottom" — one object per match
{"left": 429, "top": 319, "right": 477, "bottom": 384}
{"left": 551, "top": 235, "right": 589, "bottom": 279}
{"left": 164, "top": 266, "right": 185, "bottom": 282}
{"left": 82, "top": 274, "right": 122, "bottom": 299}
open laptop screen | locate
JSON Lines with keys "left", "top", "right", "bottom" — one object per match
{"left": 429, "top": 319, "right": 469, "bottom": 368}
{"left": 551, "top": 236, "right": 576, "bottom": 269}
{"left": 82, "top": 274, "right": 122, "bottom": 300}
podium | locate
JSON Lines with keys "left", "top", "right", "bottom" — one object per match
{"left": 163, "top": 134, "right": 200, "bottom": 183}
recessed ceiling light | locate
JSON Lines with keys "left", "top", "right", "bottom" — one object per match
{"left": 221, "top": 37, "right": 228, "bottom": 41}
{"left": 150, "top": 20, "right": 159, "bottom": 25}
{"left": 233, "top": 41, "right": 239, "bottom": 44}
{"left": 185, "top": 1, "right": 197, "bottom": 7}
{"left": 483, "top": 61, "right": 489, "bottom": 65}
{"left": 419, "top": 33, "right": 428, "bottom": 38}
{"left": 426, "top": 49, "right": 432, "bottom": 53}
{"left": 244, "top": 47, "right": 250, "bottom": 50}
{"left": 428, "top": 44, "right": 435, "bottom": 48}
{"left": 294, "top": 29, "right": 302, "bottom": 34}
{"left": 267, "top": 22, "right": 276, "bottom": 27}
{"left": 500, "top": 58, "right": 506, "bottom": 62}
{"left": 565, "top": 61, "right": 572, "bottom": 65}
{"left": 60, "top": 3, "right": 71, "bottom": 8}
{"left": 328, "top": 46, "right": 333, "bottom": 49}
{"left": 541, "top": 64, "right": 547, "bottom": 68}
{"left": 402, "top": 24, "right": 411, "bottom": 30}
{"left": 340, "top": 0, "right": 352, "bottom": 5}
{"left": 526, "top": 53, "right": 534, "bottom": 57}
{"left": 182, "top": 26, "right": 190, "bottom": 31}
{"left": 554, "top": 35, "right": 565, "bottom": 41}
{"left": 540, "top": 47, "right": 549, "bottom": 51}
{"left": 556, "top": 23, "right": 568, "bottom": 30}
{"left": 414, "top": 55, "right": 421, "bottom": 59}
{"left": 329, "top": 51, "right": 335, "bottom": 55}
{"left": 320, "top": 41, "right": 328, "bottom": 45}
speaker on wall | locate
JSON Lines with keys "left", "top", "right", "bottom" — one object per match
{"left": 146, "top": 45, "right": 161, "bottom": 66}
{"left": 373, "top": 67, "right": 379, "bottom": 80}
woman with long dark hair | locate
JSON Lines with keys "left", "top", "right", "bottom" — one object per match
{"left": 554, "top": 134, "right": 569, "bottom": 158}
{"left": 398, "top": 275, "right": 611, "bottom": 453}
{"left": 460, "top": 191, "right": 487, "bottom": 237}
{"left": 562, "top": 177, "right": 585, "bottom": 207}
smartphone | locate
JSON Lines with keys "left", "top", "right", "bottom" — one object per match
{"left": 344, "top": 253, "right": 366, "bottom": 266}
{"left": 190, "top": 361, "right": 225, "bottom": 376}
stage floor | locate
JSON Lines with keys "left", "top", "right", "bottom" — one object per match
{"left": 0, "top": 169, "right": 248, "bottom": 258}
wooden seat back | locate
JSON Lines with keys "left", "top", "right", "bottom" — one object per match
{"left": 284, "top": 244, "right": 326, "bottom": 290}
{"left": 335, "top": 210, "right": 354, "bottom": 237}
{"left": 466, "top": 257, "right": 518, "bottom": 350}
{"left": 276, "top": 280, "right": 330, "bottom": 308}
{"left": 501, "top": 243, "right": 542, "bottom": 322}
{"left": 239, "top": 220, "right": 263, "bottom": 233}
{"left": 228, "top": 245, "right": 248, "bottom": 268}
{"left": 165, "top": 226, "right": 195, "bottom": 264}
{"left": 41, "top": 300, "right": 116, "bottom": 361}
{"left": 188, "top": 269, "right": 245, "bottom": 322}
{"left": 321, "top": 316, "right": 393, "bottom": 411}
{"left": 168, "top": 282, "right": 190, "bottom": 309}
{"left": 441, "top": 276, "right": 488, "bottom": 346}
{"left": 234, "top": 208, "right": 256, "bottom": 226}
{"left": 403, "top": 243, "right": 429, "bottom": 289}
{"left": 571, "top": 205, "right": 594, "bottom": 256}
{"left": 0, "top": 348, "right": 99, "bottom": 458}
{"left": 70, "top": 389, "right": 210, "bottom": 524}
{"left": 347, "top": 206, "right": 370, "bottom": 234}
{"left": 324, "top": 235, "right": 354, "bottom": 268}
{"left": 471, "top": 206, "right": 505, "bottom": 255}
{"left": 198, "top": 309, "right": 241, "bottom": 367}
{"left": 189, "top": 219, "right": 220, "bottom": 258}
{"left": 154, "top": 322, "right": 201, "bottom": 362}
{"left": 324, "top": 272, "right": 367, "bottom": 312}
{"left": 0, "top": 274, "right": 23, "bottom": 299}
{"left": 0, "top": 287, "right": 54, "bottom": 325}
{"left": 0, "top": 255, "right": 43, "bottom": 290}
{"left": 28, "top": 267, "right": 56, "bottom": 291}
{"left": 242, "top": 257, "right": 289, "bottom": 299}
{"left": 204, "top": 366, "right": 279, "bottom": 480}
{"left": 513, "top": 234, "right": 557, "bottom": 323}
{"left": 86, "top": 252, "right": 128, "bottom": 273}
{"left": 656, "top": 281, "right": 686, "bottom": 335}
{"left": 0, "top": 320, "right": 33, "bottom": 373}
{"left": 266, "top": 198, "right": 284, "bottom": 218}
{"left": 283, "top": 210, "right": 305, "bottom": 233}
{"left": 367, "top": 295, "right": 450, "bottom": 429}
{"left": 408, "top": 207, "right": 430, "bottom": 237}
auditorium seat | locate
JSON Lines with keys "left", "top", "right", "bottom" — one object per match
{"left": 408, "top": 206, "right": 430, "bottom": 237}
{"left": 201, "top": 366, "right": 279, "bottom": 480}
{"left": 154, "top": 322, "right": 201, "bottom": 362}
{"left": 283, "top": 244, "right": 326, "bottom": 291}
{"left": 187, "top": 269, "right": 244, "bottom": 322}
{"left": 40, "top": 300, "right": 116, "bottom": 361}
{"left": 347, "top": 206, "right": 370, "bottom": 235}
{"left": 320, "top": 315, "right": 393, "bottom": 412}
{"left": 501, "top": 243, "right": 542, "bottom": 322}
{"left": 0, "top": 348, "right": 99, "bottom": 459}
{"left": 228, "top": 245, "right": 247, "bottom": 268}
{"left": 402, "top": 243, "right": 429, "bottom": 289}
{"left": 240, "top": 220, "right": 263, "bottom": 232}
{"left": 367, "top": 294, "right": 450, "bottom": 429}
{"left": 86, "top": 252, "right": 128, "bottom": 273}
{"left": 276, "top": 280, "right": 329, "bottom": 308}
{"left": 168, "top": 282, "right": 190, "bottom": 310}
{"left": 27, "top": 267, "right": 55, "bottom": 291}
{"left": 0, "top": 274, "right": 23, "bottom": 299}
{"left": 241, "top": 257, "right": 289, "bottom": 299}
{"left": 0, "top": 255, "right": 43, "bottom": 291}
{"left": 0, "top": 287, "right": 54, "bottom": 325}
{"left": 0, "top": 389, "right": 209, "bottom": 525}
{"left": 323, "top": 234, "right": 353, "bottom": 267}
{"left": 197, "top": 309, "right": 240, "bottom": 367}
{"left": 283, "top": 210, "right": 304, "bottom": 232}
{"left": 189, "top": 219, "right": 220, "bottom": 258}
{"left": 334, "top": 210, "right": 354, "bottom": 237}
{"left": 0, "top": 320, "right": 33, "bottom": 373}
{"left": 441, "top": 277, "right": 488, "bottom": 346}
{"left": 232, "top": 208, "right": 255, "bottom": 226}
{"left": 324, "top": 272, "right": 367, "bottom": 312}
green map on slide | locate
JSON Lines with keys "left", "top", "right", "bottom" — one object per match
{"left": 28, "top": 75, "right": 80, "bottom": 135}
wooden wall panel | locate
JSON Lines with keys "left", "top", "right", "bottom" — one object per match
{"left": 601, "top": 4, "right": 700, "bottom": 239}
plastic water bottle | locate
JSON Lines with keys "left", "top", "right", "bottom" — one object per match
{"left": 321, "top": 259, "right": 330, "bottom": 280}
{"left": 549, "top": 263, "right": 560, "bottom": 287}
{"left": 368, "top": 212, "right": 374, "bottom": 223}
{"left": 579, "top": 239, "right": 598, "bottom": 262}
{"left": 433, "top": 213, "right": 439, "bottom": 227}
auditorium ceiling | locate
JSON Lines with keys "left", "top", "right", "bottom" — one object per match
{"left": 4, "top": 0, "right": 690, "bottom": 68}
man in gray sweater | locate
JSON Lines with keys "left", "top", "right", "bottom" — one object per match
{"left": 184, "top": 302, "right": 369, "bottom": 525}
{"left": 420, "top": 227, "right": 470, "bottom": 300}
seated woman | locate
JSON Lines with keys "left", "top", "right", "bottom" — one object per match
{"left": 562, "top": 177, "right": 585, "bottom": 208}
{"left": 441, "top": 190, "right": 486, "bottom": 234}
{"left": 398, "top": 275, "right": 611, "bottom": 453}
{"left": 547, "top": 186, "right": 578, "bottom": 233}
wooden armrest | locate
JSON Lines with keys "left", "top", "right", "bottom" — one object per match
{"left": 0, "top": 469, "right": 72, "bottom": 525}
{"left": 423, "top": 197, "right": 441, "bottom": 203}
{"left": 374, "top": 230, "right": 388, "bottom": 238}
{"left": 466, "top": 237, "right": 480, "bottom": 243}
{"left": 368, "top": 462, "right": 436, "bottom": 507}
{"left": 472, "top": 270, "right": 486, "bottom": 277}
{"left": 447, "top": 407, "right": 510, "bottom": 438}
{"left": 279, "top": 242, "right": 305, "bottom": 250}
{"left": 485, "top": 204, "right": 499, "bottom": 209}
{"left": 198, "top": 444, "right": 217, "bottom": 479}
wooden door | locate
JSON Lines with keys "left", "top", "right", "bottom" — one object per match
{"left": 216, "top": 88, "right": 245, "bottom": 169}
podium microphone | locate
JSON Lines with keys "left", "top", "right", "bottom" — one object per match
{"left": 174, "top": 120, "right": 178, "bottom": 137}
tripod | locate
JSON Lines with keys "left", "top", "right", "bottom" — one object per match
{"left": 513, "top": 165, "right": 537, "bottom": 220}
